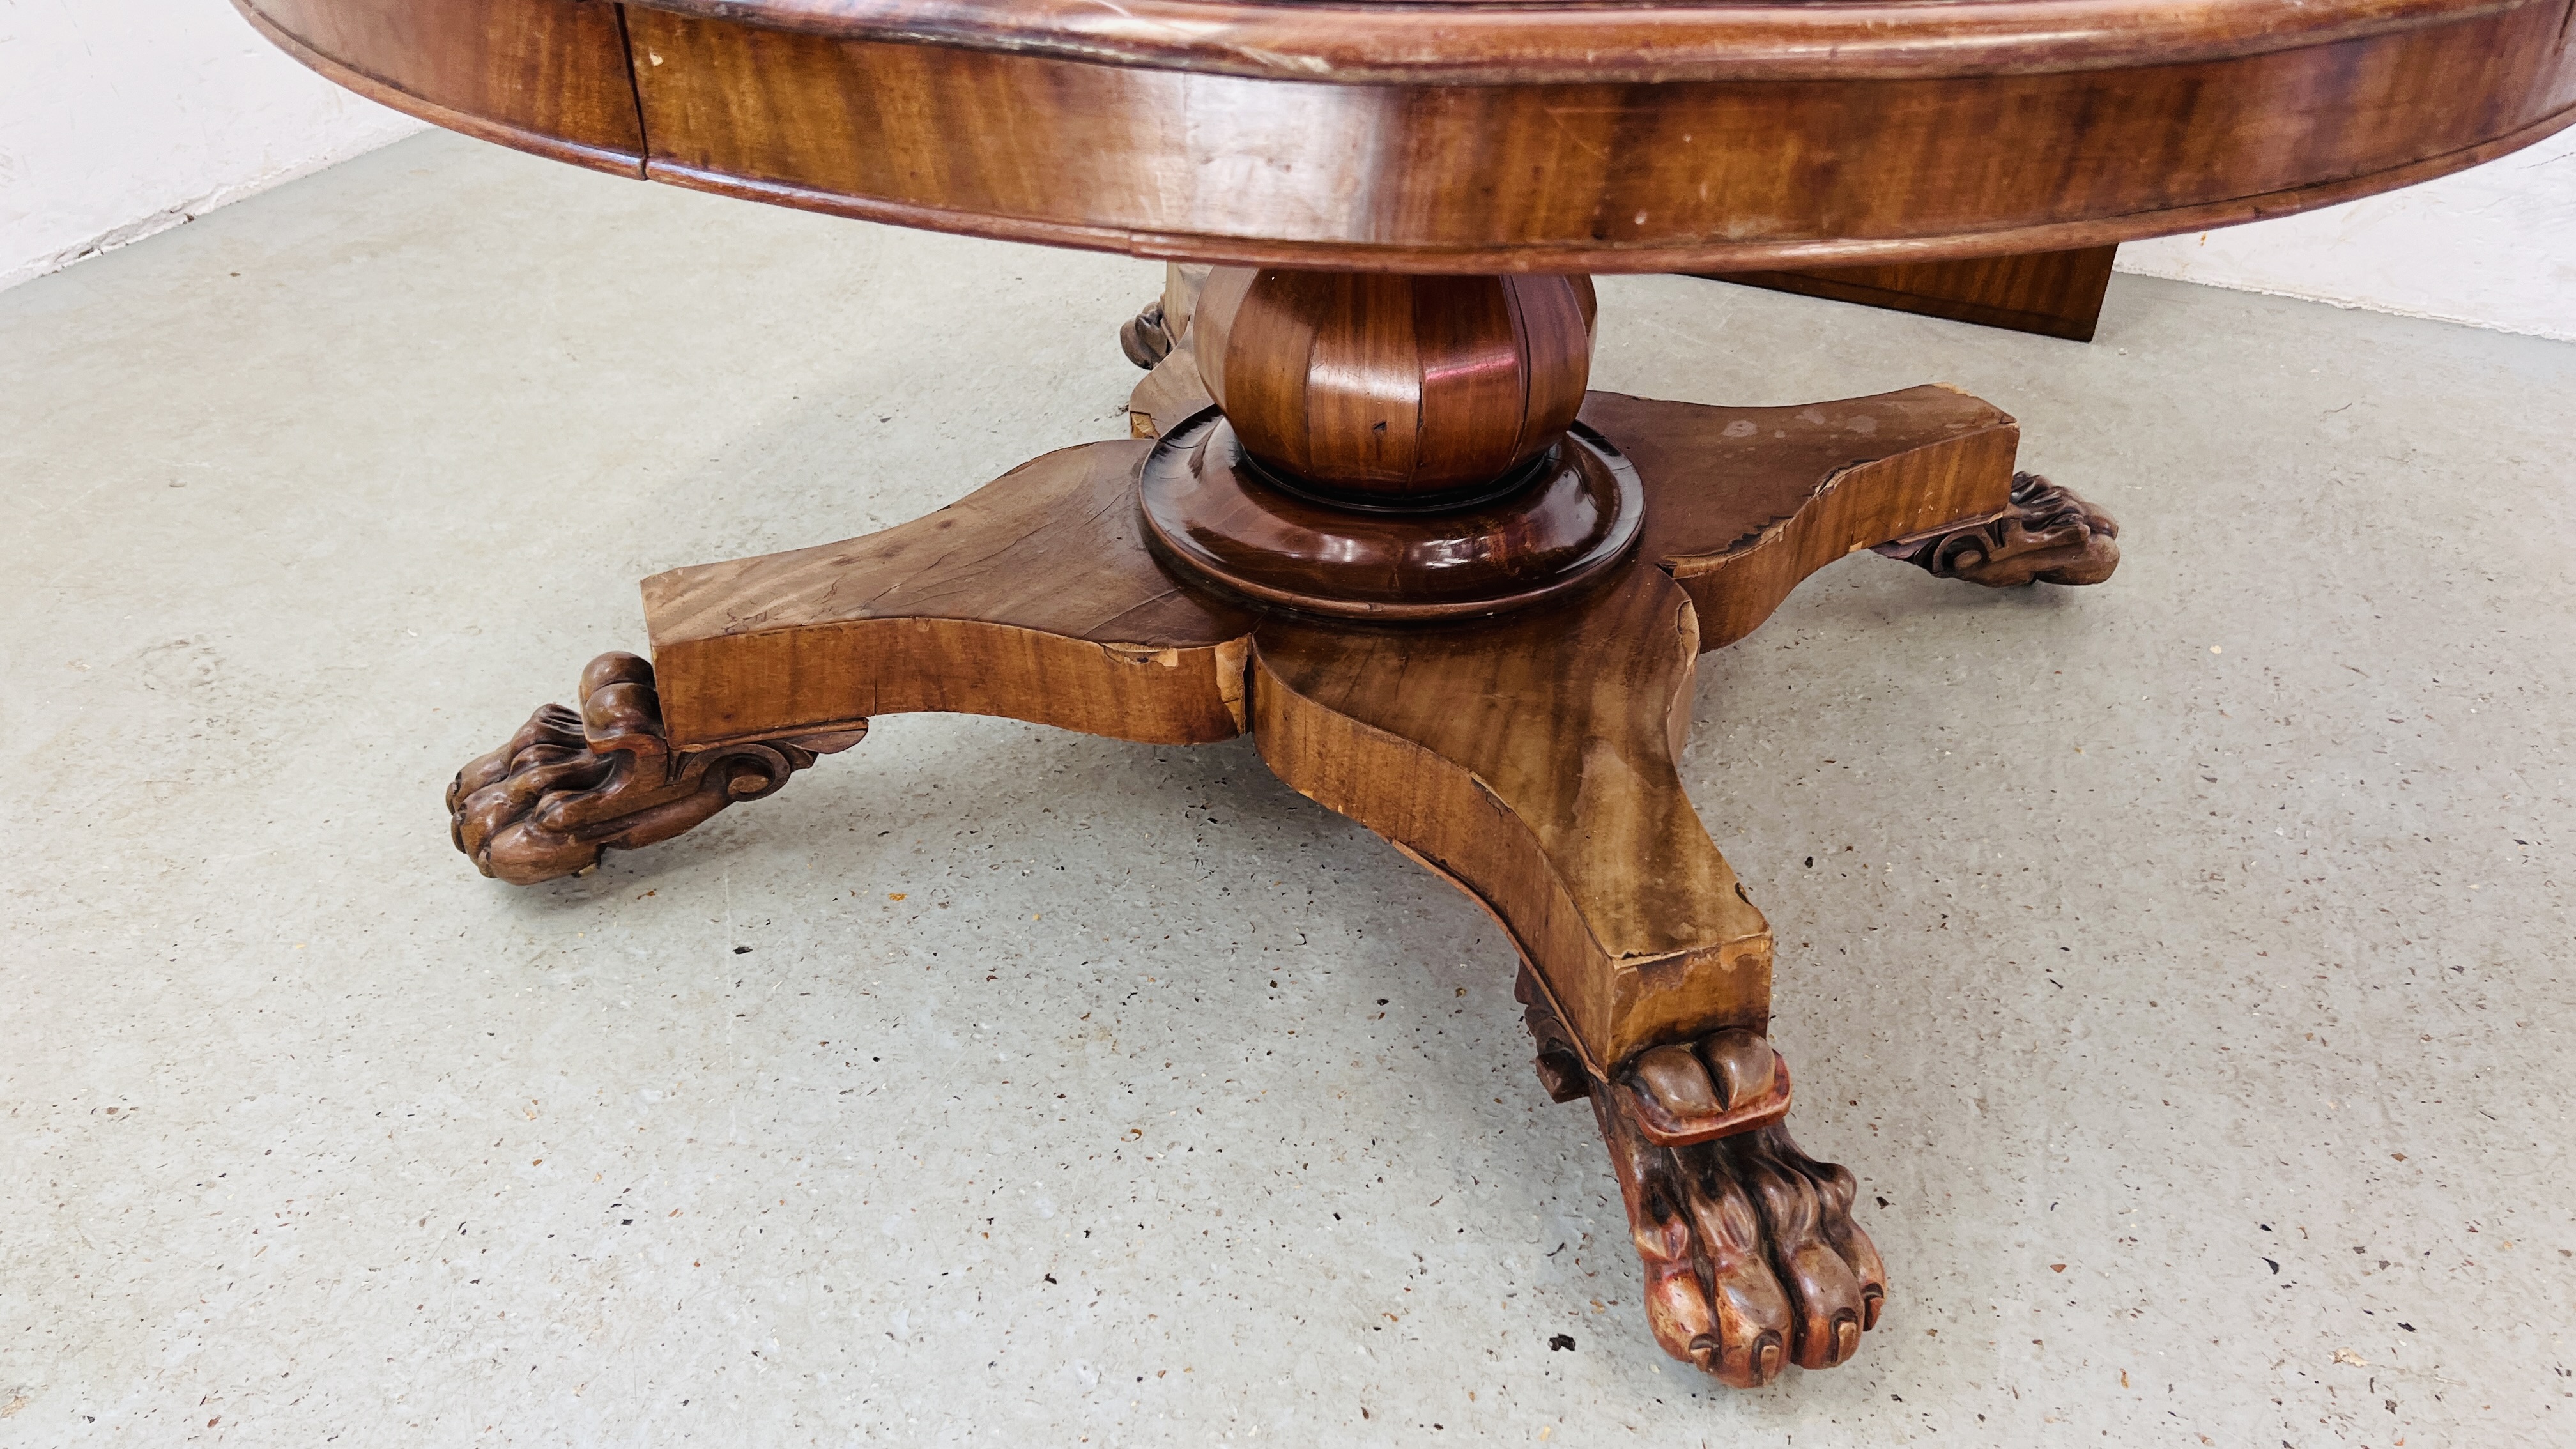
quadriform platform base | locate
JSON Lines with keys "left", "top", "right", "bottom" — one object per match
{"left": 448, "top": 268, "right": 2117, "bottom": 1385}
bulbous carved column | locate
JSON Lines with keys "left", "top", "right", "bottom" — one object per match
{"left": 1140, "top": 267, "right": 1643, "bottom": 620}
{"left": 1195, "top": 269, "right": 1597, "bottom": 504}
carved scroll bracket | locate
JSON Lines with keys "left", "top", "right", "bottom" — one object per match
{"left": 447, "top": 652, "right": 861, "bottom": 885}
{"left": 1874, "top": 471, "right": 2120, "bottom": 586}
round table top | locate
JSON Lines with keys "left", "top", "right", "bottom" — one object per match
{"left": 636, "top": 0, "right": 2535, "bottom": 83}
{"left": 240, "top": 0, "right": 2576, "bottom": 272}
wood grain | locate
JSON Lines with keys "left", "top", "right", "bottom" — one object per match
{"left": 629, "top": 388, "right": 2011, "bottom": 1076}
{"left": 1128, "top": 339, "right": 1220, "bottom": 441}
{"left": 232, "top": 0, "right": 644, "bottom": 174}
{"left": 1252, "top": 563, "right": 1774, "bottom": 1074}
{"left": 620, "top": 1, "right": 2576, "bottom": 272}
{"left": 641, "top": 442, "right": 1257, "bottom": 749}
{"left": 1703, "top": 246, "right": 2121, "bottom": 342}
{"left": 247, "top": 0, "right": 2576, "bottom": 272}
{"left": 1586, "top": 388, "right": 2025, "bottom": 650}
{"left": 623, "top": 0, "right": 2545, "bottom": 85}
{"left": 1129, "top": 343, "right": 2028, "bottom": 652}
{"left": 1186, "top": 269, "right": 1592, "bottom": 501}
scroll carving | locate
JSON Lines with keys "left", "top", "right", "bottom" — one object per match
{"left": 1875, "top": 470, "right": 2120, "bottom": 586}
{"left": 1119, "top": 299, "right": 1177, "bottom": 369}
{"left": 447, "top": 652, "right": 862, "bottom": 885}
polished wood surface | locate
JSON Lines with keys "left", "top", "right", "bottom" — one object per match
{"left": 1590, "top": 387, "right": 2027, "bottom": 648}
{"left": 1192, "top": 270, "right": 1595, "bottom": 500}
{"left": 1138, "top": 266, "right": 1641, "bottom": 618}
{"left": 1705, "top": 245, "right": 2121, "bottom": 342}
{"left": 1137, "top": 413, "right": 1645, "bottom": 620}
{"left": 641, "top": 442, "right": 1256, "bottom": 749}
{"left": 1130, "top": 343, "right": 2028, "bottom": 652}
{"left": 609, "top": 364, "right": 2045, "bottom": 1082}
{"left": 233, "top": 0, "right": 643, "bottom": 174}
{"left": 1253, "top": 565, "right": 1771, "bottom": 1069}
{"left": 240, "top": 0, "right": 2576, "bottom": 270}
{"left": 628, "top": 0, "right": 2543, "bottom": 84}
{"left": 450, "top": 372, "right": 2056, "bottom": 1381}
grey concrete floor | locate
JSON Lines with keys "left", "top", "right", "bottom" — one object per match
{"left": 4, "top": 131, "right": 2572, "bottom": 1447}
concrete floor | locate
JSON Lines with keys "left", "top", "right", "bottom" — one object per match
{"left": 4, "top": 131, "right": 2572, "bottom": 1447}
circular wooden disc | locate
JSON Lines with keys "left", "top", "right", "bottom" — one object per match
{"left": 238, "top": 0, "right": 2576, "bottom": 272}
{"left": 1138, "top": 410, "right": 1645, "bottom": 620}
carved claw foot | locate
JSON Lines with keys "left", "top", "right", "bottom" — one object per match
{"left": 1521, "top": 973, "right": 1886, "bottom": 1387}
{"left": 1875, "top": 470, "right": 2120, "bottom": 586}
{"left": 1119, "top": 298, "right": 1177, "bottom": 369}
{"left": 446, "top": 652, "right": 864, "bottom": 885}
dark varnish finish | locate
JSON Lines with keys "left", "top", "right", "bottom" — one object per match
{"left": 240, "top": 0, "right": 2576, "bottom": 270}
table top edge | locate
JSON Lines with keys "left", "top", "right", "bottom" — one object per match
{"left": 627, "top": 0, "right": 2547, "bottom": 85}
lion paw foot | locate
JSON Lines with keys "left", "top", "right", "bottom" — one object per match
{"left": 446, "top": 652, "right": 862, "bottom": 885}
{"left": 1602, "top": 1097, "right": 1887, "bottom": 1386}
{"left": 1517, "top": 979, "right": 1883, "bottom": 1387}
{"left": 1876, "top": 471, "right": 2119, "bottom": 587}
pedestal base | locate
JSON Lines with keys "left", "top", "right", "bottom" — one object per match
{"left": 444, "top": 355, "right": 2117, "bottom": 1387}
{"left": 1139, "top": 411, "right": 1644, "bottom": 620}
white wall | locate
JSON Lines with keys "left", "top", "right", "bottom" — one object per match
{"left": 2, "top": 4, "right": 2572, "bottom": 340}
{"left": 0, "top": 0, "right": 424, "bottom": 292}
{"left": 2119, "top": 125, "right": 2576, "bottom": 343}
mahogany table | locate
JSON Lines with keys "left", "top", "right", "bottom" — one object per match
{"left": 243, "top": 0, "right": 2576, "bottom": 1388}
